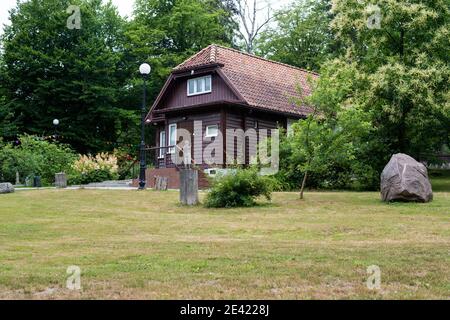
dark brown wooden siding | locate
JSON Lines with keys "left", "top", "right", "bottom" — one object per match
{"left": 225, "top": 109, "right": 284, "bottom": 165}
{"left": 153, "top": 107, "right": 288, "bottom": 168}
{"left": 225, "top": 111, "right": 244, "bottom": 163}
{"left": 160, "top": 73, "right": 240, "bottom": 110}
{"left": 155, "top": 111, "right": 221, "bottom": 169}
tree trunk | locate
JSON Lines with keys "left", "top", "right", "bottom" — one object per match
{"left": 299, "top": 170, "right": 308, "bottom": 200}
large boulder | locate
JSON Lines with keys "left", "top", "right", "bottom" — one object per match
{"left": 381, "top": 153, "right": 433, "bottom": 202}
{"left": 0, "top": 183, "right": 15, "bottom": 194}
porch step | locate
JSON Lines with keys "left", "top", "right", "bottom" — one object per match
{"left": 84, "top": 180, "right": 133, "bottom": 188}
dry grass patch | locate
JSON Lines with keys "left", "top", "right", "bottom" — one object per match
{"left": 0, "top": 189, "right": 449, "bottom": 299}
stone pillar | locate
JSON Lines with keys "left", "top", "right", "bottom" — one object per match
{"left": 179, "top": 168, "right": 198, "bottom": 206}
{"left": 55, "top": 172, "right": 67, "bottom": 188}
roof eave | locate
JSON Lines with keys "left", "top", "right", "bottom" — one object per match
{"left": 172, "top": 62, "right": 224, "bottom": 75}
{"left": 152, "top": 101, "right": 309, "bottom": 119}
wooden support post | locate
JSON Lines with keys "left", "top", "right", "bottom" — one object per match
{"left": 179, "top": 168, "right": 199, "bottom": 206}
{"left": 154, "top": 176, "right": 168, "bottom": 191}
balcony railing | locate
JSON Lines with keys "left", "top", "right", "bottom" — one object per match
{"left": 146, "top": 145, "right": 195, "bottom": 169}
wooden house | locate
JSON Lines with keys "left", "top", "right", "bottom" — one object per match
{"left": 144, "top": 44, "right": 317, "bottom": 188}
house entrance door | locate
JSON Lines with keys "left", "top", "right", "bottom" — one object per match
{"left": 176, "top": 120, "right": 194, "bottom": 166}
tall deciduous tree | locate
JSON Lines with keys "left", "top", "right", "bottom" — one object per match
{"left": 324, "top": 0, "right": 449, "bottom": 161}
{"left": 0, "top": 52, "right": 16, "bottom": 136}
{"left": 123, "top": 0, "right": 238, "bottom": 153}
{"left": 234, "top": 0, "right": 273, "bottom": 53}
{"left": 280, "top": 0, "right": 449, "bottom": 195}
{"left": 257, "top": 0, "right": 339, "bottom": 72}
{"left": 0, "top": 0, "right": 136, "bottom": 153}
{"left": 128, "top": 0, "right": 237, "bottom": 89}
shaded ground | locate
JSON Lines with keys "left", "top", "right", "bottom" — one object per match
{"left": 0, "top": 185, "right": 449, "bottom": 299}
{"left": 430, "top": 169, "right": 450, "bottom": 192}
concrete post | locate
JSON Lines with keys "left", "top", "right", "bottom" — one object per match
{"left": 55, "top": 172, "right": 67, "bottom": 188}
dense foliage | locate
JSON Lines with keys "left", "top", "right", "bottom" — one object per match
{"left": 0, "top": 135, "right": 76, "bottom": 185}
{"left": 0, "top": 0, "right": 238, "bottom": 154}
{"left": 0, "top": 0, "right": 448, "bottom": 192}
{"left": 275, "top": 0, "right": 449, "bottom": 193}
{"left": 257, "top": 0, "right": 340, "bottom": 72}
{"left": 0, "top": 135, "right": 133, "bottom": 186}
{"left": 0, "top": 0, "right": 138, "bottom": 153}
{"left": 204, "top": 169, "right": 276, "bottom": 207}
{"left": 328, "top": 0, "right": 449, "bottom": 160}
{"left": 125, "top": 0, "right": 237, "bottom": 112}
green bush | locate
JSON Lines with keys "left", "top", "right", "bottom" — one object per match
{"left": 0, "top": 135, "right": 76, "bottom": 185}
{"left": 273, "top": 112, "right": 382, "bottom": 191}
{"left": 113, "top": 148, "right": 138, "bottom": 180}
{"left": 204, "top": 169, "right": 276, "bottom": 208}
{"left": 69, "top": 169, "right": 118, "bottom": 185}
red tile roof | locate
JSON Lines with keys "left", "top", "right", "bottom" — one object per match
{"left": 174, "top": 45, "right": 318, "bottom": 117}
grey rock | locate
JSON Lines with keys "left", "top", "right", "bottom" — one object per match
{"left": 0, "top": 183, "right": 15, "bottom": 194}
{"left": 381, "top": 153, "right": 433, "bottom": 202}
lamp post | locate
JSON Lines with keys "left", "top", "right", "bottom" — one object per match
{"left": 138, "top": 63, "right": 151, "bottom": 190}
{"left": 53, "top": 119, "right": 59, "bottom": 140}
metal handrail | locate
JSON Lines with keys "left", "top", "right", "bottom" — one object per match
{"left": 146, "top": 144, "right": 196, "bottom": 166}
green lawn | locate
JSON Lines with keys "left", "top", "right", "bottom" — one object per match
{"left": 430, "top": 170, "right": 450, "bottom": 192}
{"left": 0, "top": 187, "right": 449, "bottom": 299}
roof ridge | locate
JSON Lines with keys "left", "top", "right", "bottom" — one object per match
{"left": 212, "top": 44, "right": 319, "bottom": 76}
{"left": 209, "top": 44, "right": 217, "bottom": 63}
{"left": 174, "top": 45, "right": 215, "bottom": 70}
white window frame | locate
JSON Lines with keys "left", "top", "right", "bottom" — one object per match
{"left": 159, "top": 130, "right": 166, "bottom": 158}
{"left": 205, "top": 124, "right": 219, "bottom": 138}
{"left": 167, "top": 123, "right": 177, "bottom": 154}
{"left": 187, "top": 75, "right": 212, "bottom": 96}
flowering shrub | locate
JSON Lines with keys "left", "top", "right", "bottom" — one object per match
{"left": 70, "top": 153, "right": 119, "bottom": 184}
{"left": 72, "top": 153, "right": 119, "bottom": 175}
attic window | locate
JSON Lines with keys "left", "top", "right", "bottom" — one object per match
{"left": 187, "top": 75, "right": 212, "bottom": 96}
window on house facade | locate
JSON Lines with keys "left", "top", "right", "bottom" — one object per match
{"left": 168, "top": 123, "right": 177, "bottom": 154}
{"left": 187, "top": 75, "right": 212, "bottom": 96}
{"left": 159, "top": 130, "right": 166, "bottom": 158}
{"left": 205, "top": 124, "right": 219, "bottom": 137}
{"left": 287, "top": 118, "right": 296, "bottom": 137}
